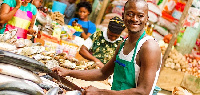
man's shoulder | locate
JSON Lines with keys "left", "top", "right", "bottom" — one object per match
{"left": 141, "top": 38, "right": 160, "bottom": 52}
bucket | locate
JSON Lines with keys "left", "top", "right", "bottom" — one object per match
{"left": 152, "top": 86, "right": 161, "bottom": 95}
{"left": 52, "top": 1, "right": 67, "bottom": 14}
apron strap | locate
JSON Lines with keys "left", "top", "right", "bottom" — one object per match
{"left": 118, "top": 38, "right": 128, "bottom": 55}
{"left": 131, "top": 31, "right": 146, "bottom": 62}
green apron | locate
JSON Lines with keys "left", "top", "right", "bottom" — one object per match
{"left": 111, "top": 31, "right": 146, "bottom": 90}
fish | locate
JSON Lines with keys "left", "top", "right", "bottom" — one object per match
{"left": 0, "top": 90, "right": 29, "bottom": 95}
{"left": 46, "top": 87, "right": 60, "bottom": 95}
{"left": 0, "top": 50, "right": 51, "bottom": 73}
{"left": 0, "top": 81, "right": 44, "bottom": 95}
{"left": 65, "top": 90, "right": 82, "bottom": 95}
{"left": 0, "top": 63, "right": 42, "bottom": 84}
{"left": 0, "top": 74, "right": 44, "bottom": 95}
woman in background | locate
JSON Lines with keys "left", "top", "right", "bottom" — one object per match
{"left": 0, "top": 0, "right": 37, "bottom": 39}
{"left": 68, "top": 1, "right": 96, "bottom": 40}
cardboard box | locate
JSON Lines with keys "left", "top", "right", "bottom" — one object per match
{"left": 157, "top": 67, "right": 185, "bottom": 91}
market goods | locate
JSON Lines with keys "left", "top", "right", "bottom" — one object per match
{"left": 0, "top": 74, "right": 25, "bottom": 84}
{"left": 0, "top": 42, "right": 16, "bottom": 51}
{"left": 0, "top": 90, "right": 29, "bottom": 95}
{"left": 0, "top": 50, "right": 51, "bottom": 73}
{"left": 66, "top": 90, "right": 82, "bottom": 95}
{"left": 0, "top": 74, "right": 44, "bottom": 94}
{"left": 46, "top": 87, "right": 60, "bottom": 95}
{"left": 0, "top": 81, "right": 44, "bottom": 95}
{"left": 172, "top": 87, "right": 192, "bottom": 95}
{"left": 0, "top": 29, "right": 17, "bottom": 43}
{"left": 0, "top": 63, "right": 42, "bottom": 84}
{"left": 49, "top": 12, "right": 64, "bottom": 25}
{"left": 159, "top": 40, "right": 200, "bottom": 77}
{"left": 39, "top": 77, "right": 59, "bottom": 89}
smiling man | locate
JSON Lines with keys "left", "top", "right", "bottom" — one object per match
{"left": 52, "top": 0, "right": 162, "bottom": 94}
{"left": 79, "top": 16, "right": 125, "bottom": 68}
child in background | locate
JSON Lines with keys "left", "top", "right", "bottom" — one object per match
{"left": 68, "top": 1, "right": 96, "bottom": 40}
{"left": 0, "top": 0, "right": 37, "bottom": 39}
{"left": 32, "top": 0, "right": 47, "bottom": 26}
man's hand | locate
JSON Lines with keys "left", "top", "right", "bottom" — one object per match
{"left": 51, "top": 67, "right": 69, "bottom": 77}
{"left": 83, "top": 86, "right": 102, "bottom": 95}
{"left": 16, "top": 0, "right": 23, "bottom": 9}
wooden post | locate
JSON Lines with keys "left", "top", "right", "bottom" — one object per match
{"left": 161, "top": 0, "right": 194, "bottom": 71}
{"left": 95, "top": 0, "right": 109, "bottom": 25}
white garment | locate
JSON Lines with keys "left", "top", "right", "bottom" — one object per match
{"left": 118, "top": 36, "right": 161, "bottom": 95}
{"left": 83, "top": 30, "right": 121, "bottom": 49}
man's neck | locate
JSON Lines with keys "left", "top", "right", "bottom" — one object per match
{"left": 127, "top": 29, "right": 145, "bottom": 44}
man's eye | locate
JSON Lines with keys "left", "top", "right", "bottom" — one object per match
{"left": 127, "top": 13, "right": 133, "bottom": 17}
{"left": 139, "top": 15, "right": 144, "bottom": 18}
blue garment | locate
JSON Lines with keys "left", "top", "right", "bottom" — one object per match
{"left": 68, "top": 18, "right": 96, "bottom": 34}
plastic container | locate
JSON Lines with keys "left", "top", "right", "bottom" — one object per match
{"left": 73, "top": 31, "right": 82, "bottom": 37}
{"left": 52, "top": 1, "right": 67, "bottom": 14}
{"left": 153, "top": 86, "right": 161, "bottom": 95}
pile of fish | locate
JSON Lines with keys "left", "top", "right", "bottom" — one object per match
{"left": 0, "top": 50, "right": 82, "bottom": 95}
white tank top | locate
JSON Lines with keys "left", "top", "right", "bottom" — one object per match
{"left": 118, "top": 36, "right": 161, "bottom": 95}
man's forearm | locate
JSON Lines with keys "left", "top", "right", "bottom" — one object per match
{"left": 68, "top": 69, "right": 106, "bottom": 81}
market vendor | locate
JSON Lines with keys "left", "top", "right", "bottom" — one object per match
{"left": 53, "top": 0, "right": 162, "bottom": 94}
{"left": 68, "top": 1, "right": 96, "bottom": 40}
{"left": 79, "top": 16, "right": 125, "bottom": 68}
{"left": 0, "top": 0, "right": 37, "bottom": 39}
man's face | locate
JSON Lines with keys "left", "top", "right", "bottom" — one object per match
{"left": 123, "top": 1, "right": 148, "bottom": 33}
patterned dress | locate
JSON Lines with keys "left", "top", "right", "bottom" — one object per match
{"left": 89, "top": 31, "right": 123, "bottom": 64}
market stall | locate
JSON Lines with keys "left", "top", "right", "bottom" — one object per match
{"left": 95, "top": 0, "right": 200, "bottom": 94}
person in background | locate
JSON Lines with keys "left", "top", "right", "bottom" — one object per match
{"left": 79, "top": 16, "right": 125, "bottom": 68}
{"left": 64, "top": 0, "right": 77, "bottom": 24}
{"left": 52, "top": 0, "right": 162, "bottom": 94}
{"left": 0, "top": 0, "right": 37, "bottom": 39}
{"left": 68, "top": 1, "right": 96, "bottom": 40}
{"left": 32, "top": 0, "right": 47, "bottom": 26}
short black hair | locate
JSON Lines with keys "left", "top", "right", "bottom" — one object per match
{"left": 108, "top": 16, "right": 126, "bottom": 34}
{"left": 77, "top": 2, "right": 92, "bottom": 13}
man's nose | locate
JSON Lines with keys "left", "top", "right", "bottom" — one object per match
{"left": 131, "top": 15, "right": 139, "bottom": 22}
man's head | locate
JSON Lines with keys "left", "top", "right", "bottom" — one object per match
{"left": 107, "top": 16, "right": 126, "bottom": 41}
{"left": 123, "top": 0, "right": 148, "bottom": 33}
